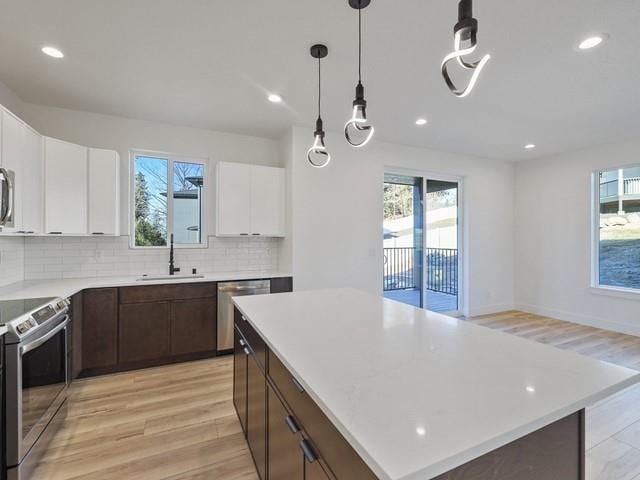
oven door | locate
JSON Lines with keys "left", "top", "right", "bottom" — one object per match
{"left": 7, "top": 315, "right": 69, "bottom": 467}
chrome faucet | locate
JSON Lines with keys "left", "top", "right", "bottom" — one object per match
{"left": 169, "top": 234, "right": 180, "bottom": 275}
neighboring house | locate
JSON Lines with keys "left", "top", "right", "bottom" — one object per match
{"left": 162, "top": 176, "right": 203, "bottom": 244}
{"left": 600, "top": 167, "right": 640, "bottom": 214}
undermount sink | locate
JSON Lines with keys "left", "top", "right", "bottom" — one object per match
{"left": 137, "top": 273, "right": 205, "bottom": 282}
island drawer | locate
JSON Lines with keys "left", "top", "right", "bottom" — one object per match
{"left": 234, "top": 308, "right": 267, "bottom": 370}
{"left": 119, "top": 283, "right": 217, "bottom": 304}
{"left": 268, "top": 350, "right": 376, "bottom": 480}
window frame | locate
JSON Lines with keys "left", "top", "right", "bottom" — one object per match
{"left": 590, "top": 165, "right": 640, "bottom": 297}
{"left": 129, "top": 149, "right": 209, "bottom": 249}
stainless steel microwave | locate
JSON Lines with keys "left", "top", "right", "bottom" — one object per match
{"left": 0, "top": 167, "right": 15, "bottom": 228}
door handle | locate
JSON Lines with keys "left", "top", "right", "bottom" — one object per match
{"left": 285, "top": 415, "right": 300, "bottom": 434}
{"left": 291, "top": 376, "right": 305, "bottom": 393}
{"left": 299, "top": 439, "right": 318, "bottom": 463}
{"left": 243, "top": 346, "right": 251, "bottom": 356}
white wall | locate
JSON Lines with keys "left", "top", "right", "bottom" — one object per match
{"left": 20, "top": 103, "right": 283, "bottom": 235}
{"left": 284, "top": 127, "right": 516, "bottom": 316}
{"left": 515, "top": 139, "right": 640, "bottom": 335}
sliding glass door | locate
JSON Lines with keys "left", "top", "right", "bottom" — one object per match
{"left": 383, "top": 174, "right": 424, "bottom": 307}
{"left": 425, "top": 180, "right": 460, "bottom": 314}
{"left": 383, "top": 172, "right": 462, "bottom": 315}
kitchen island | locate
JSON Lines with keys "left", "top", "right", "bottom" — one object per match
{"left": 233, "top": 288, "right": 640, "bottom": 480}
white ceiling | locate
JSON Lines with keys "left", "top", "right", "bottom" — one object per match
{"left": 0, "top": 0, "right": 638, "bottom": 160}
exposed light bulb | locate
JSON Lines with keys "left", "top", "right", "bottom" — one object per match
{"left": 441, "top": 0, "right": 491, "bottom": 98}
{"left": 345, "top": 104, "right": 375, "bottom": 148}
{"left": 307, "top": 132, "right": 331, "bottom": 168}
{"left": 308, "top": 44, "right": 330, "bottom": 168}
{"left": 41, "top": 46, "right": 64, "bottom": 58}
{"left": 442, "top": 31, "right": 491, "bottom": 98}
{"left": 345, "top": 1, "right": 374, "bottom": 148}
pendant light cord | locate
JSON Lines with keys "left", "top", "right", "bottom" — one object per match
{"left": 358, "top": 4, "right": 362, "bottom": 82}
{"left": 318, "top": 56, "right": 321, "bottom": 118}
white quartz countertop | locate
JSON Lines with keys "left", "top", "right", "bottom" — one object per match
{"left": 233, "top": 288, "right": 640, "bottom": 480}
{"left": 0, "top": 271, "right": 291, "bottom": 301}
{"left": 0, "top": 326, "right": 7, "bottom": 337}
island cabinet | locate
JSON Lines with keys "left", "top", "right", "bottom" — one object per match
{"left": 233, "top": 307, "right": 372, "bottom": 480}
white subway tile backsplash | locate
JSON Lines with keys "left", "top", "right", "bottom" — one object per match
{"left": 23, "top": 236, "right": 280, "bottom": 280}
{"left": 0, "top": 237, "right": 25, "bottom": 287}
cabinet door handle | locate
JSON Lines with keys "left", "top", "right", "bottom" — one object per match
{"left": 285, "top": 415, "right": 300, "bottom": 434}
{"left": 299, "top": 439, "right": 318, "bottom": 463}
{"left": 292, "top": 376, "right": 305, "bottom": 393}
{"left": 239, "top": 338, "right": 246, "bottom": 347}
{"left": 91, "top": 232, "right": 105, "bottom": 235}
{"left": 243, "top": 346, "right": 251, "bottom": 356}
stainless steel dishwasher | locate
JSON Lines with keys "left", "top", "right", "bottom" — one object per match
{"left": 217, "top": 280, "right": 270, "bottom": 352}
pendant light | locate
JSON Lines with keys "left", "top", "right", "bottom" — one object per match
{"left": 344, "top": 0, "right": 374, "bottom": 148}
{"left": 307, "top": 44, "right": 331, "bottom": 168}
{"left": 441, "top": 0, "right": 491, "bottom": 98}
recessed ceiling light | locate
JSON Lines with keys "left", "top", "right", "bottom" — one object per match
{"left": 268, "top": 93, "right": 282, "bottom": 103}
{"left": 416, "top": 426, "right": 426, "bottom": 436}
{"left": 41, "top": 46, "right": 64, "bottom": 58}
{"left": 578, "top": 34, "right": 608, "bottom": 50}
{"left": 415, "top": 118, "right": 428, "bottom": 126}
{"left": 524, "top": 144, "right": 536, "bottom": 150}
{"left": 526, "top": 386, "right": 536, "bottom": 393}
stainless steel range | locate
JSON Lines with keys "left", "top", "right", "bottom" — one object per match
{"left": 0, "top": 297, "right": 71, "bottom": 480}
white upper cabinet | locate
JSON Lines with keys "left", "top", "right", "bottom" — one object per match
{"left": 88, "top": 148, "right": 120, "bottom": 235}
{"left": 216, "top": 162, "right": 285, "bottom": 237}
{"left": 216, "top": 162, "right": 252, "bottom": 236}
{"left": 22, "top": 127, "right": 43, "bottom": 233}
{"left": 44, "top": 137, "right": 88, "bottom": 234}
{"left": 1, "top": 108, "right": 25, "bottom": 230}
{"left": 250, "top": 165, "right": 285, "bottom": 237}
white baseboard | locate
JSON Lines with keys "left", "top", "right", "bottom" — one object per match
{"left": 467, "top": 303, "right": 515, "bottom": 317}
{"left": 515, "top": 303, "right": 640, "bottom": 337}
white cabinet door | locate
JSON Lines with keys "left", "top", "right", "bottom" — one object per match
{"left": 1, "top": 109, "right": 25, "bottom": 229}
{"left": 216, "top": 162, "right": 252, "bottom": 236}
{"left": 22, "top": 127, "right": 43, "bottom": 233}
{"left": 44, "top": 137, "right": 88, "bottom": 234}
{"left": 88, "top": 148, "right": 120, "bottom": 235}
{"left": 250, "top": 166, "right": 285, "bottom": 236}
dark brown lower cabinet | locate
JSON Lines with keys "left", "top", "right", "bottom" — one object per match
{"left": 305, "top": 457, "right": 330, "bottom": 480}
{"left": 234, "top": 326, "right": 248, "bottom": 434}
{"left": 82, "top": 288, "right": 118, "bottom": 370}
{"left": 268, "top": 385, "right": 304, "bottom": 479}
{"left": 171, "top": 298, "right": 216, "bottom": 356}
{"left": 247, "top": 353, "right": 267, "bottom": 479}
{"left": 270, "top": 277, "right": 293, "bottom": 294}
{"left": 119, "top": 302, "right": 171, "bottom": 363}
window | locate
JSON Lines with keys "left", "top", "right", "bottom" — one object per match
{"left": 594, "top": 165, "right": 640, "bottom": 291}
{"left": 132, "top": 151, "right": 206, "bottom": 247}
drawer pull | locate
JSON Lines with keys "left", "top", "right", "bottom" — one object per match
{"left": 243, "top": 346, "right": 251, "bottom": 356}
{"left": 292, "top": 376, "right": 305, "bottom": 393}
{"left": 300, "top": 439, "right": 318, "bottom": 463}
{"left": 239, "top": 338, "right": 246, "bottom": 347}
{"left": 285, "top": 415, "right": 300, "bottom": 434}
{"left": 241, "top": 315, "right": 247, "bottom": 321}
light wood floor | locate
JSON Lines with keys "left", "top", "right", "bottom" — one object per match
{"left": 33, "top": 311, "right": 640, "bottom": 480}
